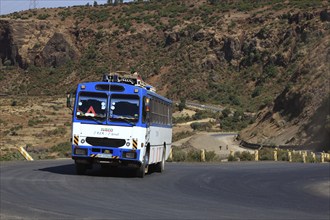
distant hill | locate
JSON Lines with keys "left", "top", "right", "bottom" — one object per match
{"left": 0, "top": 0, "right": 329, "bottom": 150}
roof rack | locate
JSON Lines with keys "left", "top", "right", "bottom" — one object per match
{"left": 102, "top": 71, "right": 156, "bottom": 92}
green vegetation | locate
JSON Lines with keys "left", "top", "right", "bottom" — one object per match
{"left": 28, "top": 116, "right": 51, "bottom": 127}
{"left": 2, "top": 0, "right": 328, "bottom": 152}
{"left": 58, "top": 10, "right": 72, "bottom": 21}
{"left": 34, "top": 126, "right": 67, "bottom": 138}
{"left": 190, "top": 122, "right": 213, "bottom": 131}
{"left": 172, "top": 115, "right": 192, "bottom": 124}
{"left": 169, "top": 146, "right": 218, "bottom": 162}
{"left": 172, "top": 131, "right": 195, "bottom": 142}
{"left": 37, "top": 13, "right": 50, "bottom": 20}
{"left": 0, "top": 149, "right": 24, "bottom": 161}
{"left": 220, "top": 110, "right": 255, "bottom": 131}
{"left": 228, "top": 148, "right": 325, "bottom": 163}
{"left": 50, "top": 142, "right": 71, "bottom": 158}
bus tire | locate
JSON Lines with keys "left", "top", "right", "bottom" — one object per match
{"left": 155, "top": 148, "right": 165, "bottom": 173}
{"left": 136, "top": 151, "right": 149, "bottom": 178}
{"left": 75, "top": 162, "right": 87, "bottom": 175}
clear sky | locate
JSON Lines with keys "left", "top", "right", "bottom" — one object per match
{"left": 0, "top": 0, "right": 131, "bottom": 15}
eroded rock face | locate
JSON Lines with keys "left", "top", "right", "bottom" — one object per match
{"left": 0, "top": 20, "right": 23, "bottom": 68}
{"left": 41, "top": 33, "right": 77, "bottom": 67}
{"left": 320, "top": 9, "right": 330, "bottom": 22}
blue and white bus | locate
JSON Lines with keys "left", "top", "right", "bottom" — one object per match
{"left": 70, "top": 72, "right": 172, "bottom": 177}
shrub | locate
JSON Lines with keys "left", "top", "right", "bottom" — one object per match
{"left": 172, "top": 115, "right": 191, "bottom": 124}
{"left": 278, "top": 150, "right": 289, "bottom": 161}
{"left": 292, "top": 152, "right": 303, "bottom": 162}
{"left": 58, "top": 10, "right": 72, "bottom": 21}
{"left": 252, "top": 86, "right": 262, "bottom": 98}
{"left": 11, "top": 100, "right": 17, "bottom": 106}
{"left": 259, "top": 148, "right": 273, "bottom": 160}
{"left": 263, "top": 64, "right": 278, "bottom": 79}
{"left": 0, "top": 150, "right": 23, "bottom": 161}
{"left": 46, "top": 126, "right": 67, "bottom": 136}
{"left": 190, "top": 122, "right": 212, "bottom": 131}
{"left": 187, "top": 149, "right": 201, "bottom": 162}
{"left": 178, "top": 99, "right": 186, "bottom": 111}
{"left": 171, "top": 146, "right": 187, "bottom": 162}
{"left": 236, "top": 151, "right": 254, "bottom": 161}
{"left": 170, "top": 147, "right": 219, "bottom": 162}
{"left": 37, "top": 14, "right": 50, "bottom": 20}
{"left": 28, "top": 119, "right": 41, "bottom": 127}
{"left": 172, "top": 131, "right": 195, "bottom": 142}
{"left": 50, "top": 142, "right": 71, "bottom": 158}
{"left": 192, "top": 110, "right": 215, "bottom": 120}
{"left": 228, "top": 154, "right": 238, "bottom": 161}
{"left": 205, "top": 150, "right": 217, "bottom": 161}
{"left": 221, "top": 108, "right": 231, "bottom": 118}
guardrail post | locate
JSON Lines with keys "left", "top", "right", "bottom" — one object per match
{"left": 321, "top": 152, "right": 325, "bottom": 163}
{"left": 230, "top": 150, "right": 234, "bottom": 157}
{"left": 17, "top": 146, "right": 34, "bottom": 161}
{"left": 254, "top": 150, "right": 259, "bottom": 161}
{"left": 311, "top": 152, "right": 316, "bottom": 162}
{"left": 288, "top": 151, "right": 292, "bottom": 162}
{"left": 168, "top": 148, "right": 173, "bottom": 161}
{"left": 302, "top": 151, "right": 307, "bottom": 163}
{"left": 201, "top": 149, "right": 206, "bottom": 162}
{"left": 326, "top": 153, "right": 330, "bottom": 161}
{"left": 273, "top": 150, "right": 278, "bottom": 161}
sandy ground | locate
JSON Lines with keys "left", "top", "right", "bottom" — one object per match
{"left": 0, "top": 96, "right": 72, "bottom": 151}
{"left": 173, "top": 132, "right": 254, "bottom": 158}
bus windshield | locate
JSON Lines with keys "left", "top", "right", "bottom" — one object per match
{"left": 76, "top": 92, "right": 107, "bottom": 121}
{"left": 109, "top": 94, "right": 139, "bottom": 122}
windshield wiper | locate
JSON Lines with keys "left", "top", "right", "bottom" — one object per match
{"left": 110, "top": 116, "right": 136, "bottom": 126}
{"left": 79, "top": 113, "right": 106, "bottom": 124}
{"left": 90, "top": 117, "right": 105, "bottom": 124}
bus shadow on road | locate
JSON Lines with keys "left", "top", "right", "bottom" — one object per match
{"left": 38, "top": 163, "right": 150, "bottom": 178}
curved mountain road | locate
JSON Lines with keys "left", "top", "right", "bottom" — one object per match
{"left": 1, "top": 160, "right": 329, "bottom": 219}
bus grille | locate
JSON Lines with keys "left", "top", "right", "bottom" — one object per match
{"left": 86, "top": 137, "right": 126, "bottom": 147}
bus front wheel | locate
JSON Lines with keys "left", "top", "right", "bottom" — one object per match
{"left": 75, "top": 162, "right": 87, "bottom": 175}
{"left": 136, "top": 151, "right": 149, "bottom": 178}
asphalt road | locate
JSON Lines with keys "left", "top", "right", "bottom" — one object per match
{"left": 1, "top": 160, "right": 329, "bottom": 220}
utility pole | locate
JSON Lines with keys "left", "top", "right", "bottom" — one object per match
{"left": 29, "top": 0, "right": 38, "bottom": 10}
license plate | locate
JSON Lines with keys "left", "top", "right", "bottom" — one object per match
{"left": 96, "top": 153, "right": 112, "bottom": 158}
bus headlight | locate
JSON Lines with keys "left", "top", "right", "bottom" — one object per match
{"left": 123, "top": 151, "right": 136, "bottom": 159}
{"left": 75, "top": 148, "right": 87, "bottom": 155}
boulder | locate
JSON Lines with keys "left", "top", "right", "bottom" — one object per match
{"left": 41, "top": 32, "right": 77, "bottom": 67}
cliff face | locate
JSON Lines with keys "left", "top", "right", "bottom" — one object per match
{"left": 0, "top": 0, "right": 329, "bottom": 149}
{"left": 0, "top": 19, "right": 78, "bottom": 68}
{"left": 239, "top": 35, "right": 330, "bottom": 150}
{"left": 0, "top": 20, "right": 23, "bottom": 68}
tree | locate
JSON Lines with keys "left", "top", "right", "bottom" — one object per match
{"left": 221, "top": 108, "right": 231, "bottom": 118}
{"left": 93, "top": 1, "right": 98, "bottom": 7}
{"left": 178, "top": 99, "right": 186, "bottom": 112}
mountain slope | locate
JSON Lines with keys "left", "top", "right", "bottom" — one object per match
{"left": 0, "top": 0, "right": 329, "bottom": 150}
{"left": 239, "top": 35, "right": 330, "bottom": 150}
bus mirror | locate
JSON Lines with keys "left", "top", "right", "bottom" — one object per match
{"left": 66, "top": 92, "right": 73, "bottom": 108}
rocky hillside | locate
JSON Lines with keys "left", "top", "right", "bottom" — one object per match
{"left": 0, "top": 0, "right": 329, "bottom": 150}
{"left": 239, "top": 34, "right": 330, "bottom": 151}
